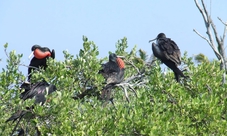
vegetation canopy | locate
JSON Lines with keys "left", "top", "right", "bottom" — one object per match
{"left": 0, "top": 37, "right": 227, "bottom": 135}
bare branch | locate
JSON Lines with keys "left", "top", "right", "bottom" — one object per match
{"left": 124, "top": 59, "right": 141, "bottom": 74}
{"left": 201, "top": 0, "right": 209, "bottom": 22}
{"left": 193, "top": 29, "right": 221, "bottom": 60}
{"left": 123, "top": 73, "right": 145, "bottom": 83}
{"left": 218, "top": 17, "right": 227, "bottom": 26}
{"left": 193, "top": 0, "right": 223, "bottom": 61}
{"left": 119, "top": 85, "right": 130, "bottom": 103}
{"left": 194, "top": 0, "right": 227, "bottom": 84}
{"left": 116, "top": 82, "right": 139, "bottom": 103}
{"left": 218, "top": 17, "right": 227, "bottom": 46}
{"left": 193, "top": 29, "right": 211, "bottom": 45}
{"left": 128, "top": 85, "right": 138, "bottom": 97}
{"left": 194, "top": 0, "right": 208, "bottom": 26}
{"left": 223, "top": 26, "right": 227, "bottom": 44}
{"left": 210, "top": 18, "right": 222, "bottom": 47}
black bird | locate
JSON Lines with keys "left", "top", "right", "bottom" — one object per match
{"left": 6, "top": 81, "right": 56, "bottom": 135}
{"left": 99, "top": 53, "right": 125, "bottom": 84}
{"left": 6, "top": 45, "right": 56, "bottom": 135}
{"left": 149, "top": 33, "right": 185, "bottom": 82}
{"left": 28, "top": 45, "right": 55, "bottom": 81}
{"left": 5, "top": 106, "right": 34, "bottom": 123}
{"left": 20, "top": 81, "right": 57, "bottom": 105}
{"left": 6, "top": 81, "right": 56, "bottom": 122}
{"left": 99, "top": 53, "right": 125, "bottom": 101}
{"left": 6, "top": 106, "right": 34, "bottom": 136}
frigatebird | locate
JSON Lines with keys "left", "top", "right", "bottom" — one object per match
{"left": 149, "top": 33, "right": 185, "bottom": 82}
{"left": 6, "top": 81, "right": 57, "bottom": 122}
{"left": 99, "top": 53, "right": 125, "bottom": 101}
{"left": 5, "top": 106, "right": 34, "bottom": 136}
{"left": 6, "top": 81, "right": 56, "bottom": 135}
{"left": 99, "top": 53, "right": 125, "bottom": 84}
{"left": 6, "top": 45, "right": 56, "bottom": 135}
{"left": 28, "top": 45, "right": 55, "bottom": 81}
{"left": 5, "top": 106, "right": 34, "bottom": 123}
{"left": 20, "top": 81, "right": 57, "bottom": 105}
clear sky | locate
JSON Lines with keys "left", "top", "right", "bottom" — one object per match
{"left": 0, "top": 0, "right": 226, "bottom": 75}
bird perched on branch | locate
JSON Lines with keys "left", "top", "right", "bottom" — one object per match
{"left": 20, "top": 81, "right": 57, "bottom": 105}
{"left": 26, "top": 45, "right": 57, "bottom": 104}
{"left": 99, "top": 53, "right": 125, "bottom": 84}
{"left": 28, "top": 45, "right": 55, "bottom": 81}
{"left": 99, "top": 53, "right": 125, "bottom": 101}
{"left": 6, "top": 45, "right": 56, "bottom": 135}
{"left": 149, "top": 33, "right": 186, "bottom": 82}
{"left": 6, "top": 81, "right": 56, "bottom": 135}
{"left": 5, "top": 106, "right": 34, "bottom": 136}
{"left": 6, "top": 81, "right": 57, "bottom": 121}
{"left": 5, "top": 106, "right": 34, "bottom": 123}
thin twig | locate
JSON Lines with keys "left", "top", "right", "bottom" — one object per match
{"left": 218, "top": 17, "right": 227, "bottom": 26}
{"left": 193, "top": 29, "right": 212, "bottom": 45}
{"left": 124, "top": 59, "right": 141, "bottom": 74}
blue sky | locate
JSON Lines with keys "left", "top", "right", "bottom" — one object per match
{"left": 0, "top": 0, "right": 226, "bottom": 75}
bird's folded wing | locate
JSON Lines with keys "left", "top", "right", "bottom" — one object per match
{"left": 159, "top": 38, "right": 181, "bottom": 65}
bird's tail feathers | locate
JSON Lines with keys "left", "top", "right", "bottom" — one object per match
{"left": 163, "top": 61, "right": 185, "bottom": 82}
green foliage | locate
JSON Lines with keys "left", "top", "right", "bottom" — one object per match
{"left": 194, "top": 53, "right": 209, "bottom": 63}
{"left": 115, "top": 37, "right": 128, "bottom": 56}
{"left": 1, "top": 38, "right": 227, "bottom": 135}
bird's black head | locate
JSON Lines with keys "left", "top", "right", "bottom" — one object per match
{"left": 20, "top": 82, "right": 31, "bottom": 91}
{"left": 109, "top": 53, "right": 118, "bottom": 63}
{"left": 149, "top": 33, "right": 166, "bottom": 43}
{"left": 31, "top": 45, "right": 51, "bottom": 52}
{"left": 31, "top": 45, "right": 41, "bottom": 51}
{"left": 157, "top": 33, "right": 166, "bottom": 40}
{"left": 30, "top": 45, "right": 54, "bottom": 59}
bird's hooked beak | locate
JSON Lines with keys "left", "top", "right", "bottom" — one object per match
{"left": 28, "top": 51, "right": 34, "bottom": 59}
{"left": 24, "top": 81, "right": 31, "bottom": 84}
{"left": 117, "top": 55, "right": 125, "bottom": 59}
{"left": 148, "top": 38, "right": 157, "bottom": 43}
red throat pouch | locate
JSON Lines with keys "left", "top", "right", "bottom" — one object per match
{"left": 34, "top": 49, "right": 51, "bottom": 59}
{"left": 116, "top": 58, "right": 125, "bottom": 69}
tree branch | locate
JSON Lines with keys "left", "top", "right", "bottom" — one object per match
{"left": 194, "top": 0, "right": 227, "bottom": 84}
{"left": 210, "top": 18, "right": 222, "bottom": 47}
{"left": 124, "top": 59, "right": 141, "bottom": 74}
{"left": 218, "top": 17, "right": 227, "bottom": 47}
{"left": 194, "top": 0, "right": 208, "bottom": 26}
{"left": 193, "top": 29, "right": 211, "bottom": 45}
{"left": 218, "top": 17, "right": 227, "bottom": 26}
{"left": 193, "top": 29, "right": 222, "bottom": 60}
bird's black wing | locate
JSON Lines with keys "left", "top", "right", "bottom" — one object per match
{"left": 32, "top": 81, "right": 56, "bottom": 104}
{"left": 158, "top": 38, "right": 181, "bottom": 65}
{"left": 6, "top": 106, "right": 34, "bottom": 123}
{"left": 48, "top": 84, "right": 57, "bottom": 94}
{"left": 99, "top": 62, "right": 119, "bottom": 75}
{"left": 106, "top": 68, "right": 124, "bottom": 84}
{"left": 103, "top": 62, "right": 120, "bottom": 73}
{"left": 5, "top": 110, "right": 26, "bottom": 123}
{"left": 20, "top": 82, "right": 48, "bottom": 101}
{"left": 20, "top": 88, "right": 37, "bottom": 101}
{"left": 99, "top": 62, "right": 120, "bottom": 82}
{"left": 30, "top": 82, "right": 46, "bottom": 104}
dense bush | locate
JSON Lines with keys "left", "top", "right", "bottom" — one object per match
{"left": 1, "top": 37, "right": 227, "bottom": 135}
